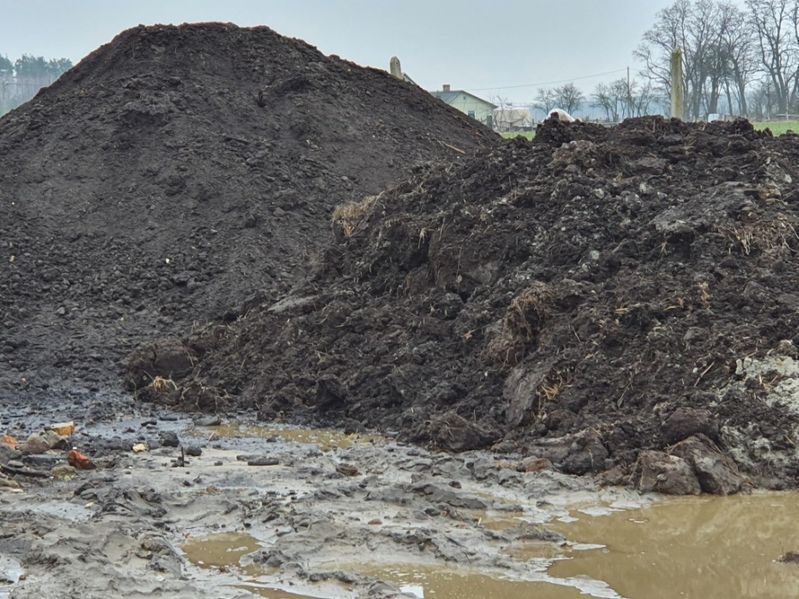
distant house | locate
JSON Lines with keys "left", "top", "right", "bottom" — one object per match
{"left": 431, "top": 85, "right": 497, "bottom": 126}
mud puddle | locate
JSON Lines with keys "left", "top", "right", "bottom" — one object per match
{"left": 194, "top": 423, "right": 381, "bottom": 451}
{"left": 182, "top": 532, "right": 261, "bottom": 569}
{"left": 548, "top": 493, "right": 799, "bottom": 599}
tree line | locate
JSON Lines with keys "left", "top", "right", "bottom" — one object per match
{"left": 529, "top": 0, "right": 799, "bottom": 122}
{"left": 0, "top": 54, "right": 73, "bottom": 116}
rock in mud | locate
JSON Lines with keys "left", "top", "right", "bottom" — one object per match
{"left": 559, "top": 430, "right": 610, "bottom": 475}
{"left": 0, "top": 443, "right": 20, "bottom": 464}
{"left": 414, "top": 412, "right": 498, "bottom": 452}
{"left": 193, "top": 416, "right": 221, "bottom": 427}
{"left": 51, "top": 465, "right": 78, "bottom": 481}
{"left": 17, "top": 432, "right": 63, "bottom": 455}
{"left": 632, "top": 451, "right": 701, "bottom": 495}
{"left": 670, "top": 434, "right": 745, "bottom": 495}
{"left": 663, "top": 407, "right": 719, "bottom": 444}
{"left": 247, "top": 456, "right": 279, "bottom": 466}
{"left": 159, "top": 431, "right": 179, "bottom": 447}
{"left": 184, "top": 445, "right": 202, "bottom": 457}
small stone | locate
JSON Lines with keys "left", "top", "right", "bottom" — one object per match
{"left": 159, "top": 431, "right": 179, "bottom": 448}
{"left": 22, "top": 433, "right": 50, "bottom": 454}
{"left": 132, "top": 443, "right": 148, "bottom": 453}
{"left": 41, "top": 430, "right": 68, "bottom": 450}
{"left": 51, "top": 464, "right": 78, "bottom": 481}
{"left": 185, "top": 446, "right": 202, "bottom": 457}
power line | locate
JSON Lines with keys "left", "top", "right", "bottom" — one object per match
{"left": 471, "top": 68, "right": 629, "bottom": 92}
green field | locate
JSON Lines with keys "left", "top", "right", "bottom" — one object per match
{"left": 500, "top": 131, "right": 535, "bottom": 140}
{"left": 753, "top": 120, "right": 799, "bottom": 135}
{"left": 500, "top": 119, "right": 799, "bottom": 141}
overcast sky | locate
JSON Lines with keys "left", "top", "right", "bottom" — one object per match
{"left": 2, "top": 0, "right": 681, "bottom": 103}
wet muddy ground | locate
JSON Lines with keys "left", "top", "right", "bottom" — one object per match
{"left": 2, "top": 407, "right": 797, "bottom": 598}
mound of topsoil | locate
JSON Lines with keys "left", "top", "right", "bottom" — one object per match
{"left": 130, "top": 116, "right": 799, "bottom": 492}
{"left": 0, "top": 23, "right": 496, "bottom": 399}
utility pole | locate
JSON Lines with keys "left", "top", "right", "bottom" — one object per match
{"left": 670, "top": 49, "right": 684, "bottom": 121}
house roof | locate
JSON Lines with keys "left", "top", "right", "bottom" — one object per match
{"left": 431, "top": 90, "right": 497, "bottom": 109}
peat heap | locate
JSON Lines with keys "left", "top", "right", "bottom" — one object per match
{"left": 0, "top": 23, "right": 496, "bottom": 398}
{"left": 130, "top": 116, "right": 799, "bottom": 492}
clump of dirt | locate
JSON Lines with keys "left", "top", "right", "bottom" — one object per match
{"left": 133, "top": 115, "right": 799, "bottom": 490}
{"left": 0, "top": 23, "right": 496, "bottom": 398}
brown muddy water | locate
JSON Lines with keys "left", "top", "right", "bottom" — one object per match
{"left": 195, "top": 423, "right": 381, "bottom": 451}
{"left": 550, "top": 493, "right": 799, "bottom": 599}
{"left": 182, "top": 532, "right": 261, "bottom": 569}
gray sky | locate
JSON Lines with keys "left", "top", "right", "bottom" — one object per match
{"left": 1, "top": 0, "right": 677, "bottom": 103}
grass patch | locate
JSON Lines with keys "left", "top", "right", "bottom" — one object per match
{"left": 500, "top": 131, "right": 535, "bottom": 140}
{"left": 753, "top": 120, "right": 799, "bottom": 136}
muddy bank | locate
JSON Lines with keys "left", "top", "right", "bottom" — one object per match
{"left": 3, "top": 412, "right": 798, "bottom": 599}
{"left": 131, "top": 117, "right": 799, "bottom": 491}
{"left": 0, "top": 411, "right": 641, "bottom": 599}
{"left": 0, "top": 22, "right": 496, "bottom": 401}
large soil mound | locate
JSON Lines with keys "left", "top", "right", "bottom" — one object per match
{"left": 132, "top": 116, "right": 799, "bottom": 491}
{"left": 0, "top": 23, "right": 496, "bottom": 398}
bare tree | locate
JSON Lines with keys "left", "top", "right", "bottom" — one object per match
{"left": 534, "top": 88, "right": 557, "bottom": 114}
{"left": 746, "top": 0, "right": 796, "bottom": 115}
{"left": 553, "top": 83, "right": 585, "bottom": 114}
{"left": 721, "top": 2, "right": 757, "bottom": 115}
{"left": 636, "top": 0, "right": 758, "bottom": 119}
{"left": 593, "top": 83, "right": 621, "bottom": 121}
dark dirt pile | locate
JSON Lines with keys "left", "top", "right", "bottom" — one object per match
{"left": 0, "top": 23, "right": 496, "bottom": 399}
{"left": 130, "top": 116, "right": 799, "bottom": 492}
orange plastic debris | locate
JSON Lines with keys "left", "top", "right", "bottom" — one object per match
{"left": 0, "top": 435, "right": 16, "bottom": 450}
{"left": 67, "top": 449, "right": 96, "bottom": 470}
